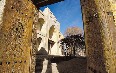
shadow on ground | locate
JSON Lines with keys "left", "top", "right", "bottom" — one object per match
{"left": 35, "top": 47, "right": 87, "bottom": 73}
{"left": 56, "top": 57, "right": 87, "bottom": 73}
{"left": 36, "top": 55, "right": 87, "bottom": 73}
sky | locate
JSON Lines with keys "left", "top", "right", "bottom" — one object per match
{"left": 40, "top": 0, "right": 83, "bottom": 34}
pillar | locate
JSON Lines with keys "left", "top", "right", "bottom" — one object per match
{"left": 0, "top": 0, "right": 38, "bottom": 73}
{"left": 81, "top": 0, "right": 116, "bottom": 73}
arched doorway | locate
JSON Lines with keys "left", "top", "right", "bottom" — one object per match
{"left": 48, "top": 25, "right": 57, "bottom": 55}
{"left": 48, "top": 25, "right": 55, "bottom": 54}
{"left": 37, "top": 37, "right": 42, "bottom": 50}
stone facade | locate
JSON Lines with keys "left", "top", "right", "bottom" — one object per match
{"left": 81, "top": 0, "right": 116, "bottom": 73}
{"left": 37, "top": 7, "right": 64, "bottom": 56}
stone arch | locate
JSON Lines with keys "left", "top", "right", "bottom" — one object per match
{"left": 37, "top": 18, "right": 45, "bottom": 31}
{"left": 48, "top": 25, "right": 58, "bottom": 55}
{"left": 49, "top": 25, "right": 56, "bottom": 39}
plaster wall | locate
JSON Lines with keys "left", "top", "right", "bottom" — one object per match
{"left": 37, "top": 7, "right": 63, "bottom": 56}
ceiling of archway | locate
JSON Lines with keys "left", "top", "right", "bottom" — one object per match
{"left": 32, "top": 0, "right": 64, "bottom": 7}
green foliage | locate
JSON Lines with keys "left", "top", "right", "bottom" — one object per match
{"left": 60, "top": 34, "right": 85, "bottom": 49}
{"left": 61, "top": 26, "right": 85, "bottom": 56}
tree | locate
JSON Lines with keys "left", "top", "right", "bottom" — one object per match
{"left": 64, "top": 26, "right": 83, "bottom": 36}
{"left": 60, "top": 26, "right": 85, "bottom": 56}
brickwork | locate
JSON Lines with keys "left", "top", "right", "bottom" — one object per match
{"left": 0, "top": 0, "right": 37, "bottom": 73}
{"left": 81, "top": 0, "right": 116, "bottom": 73}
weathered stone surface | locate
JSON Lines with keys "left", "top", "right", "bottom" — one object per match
{"left": 81, "top": 0, "right": 116, "bottom": 73}
{"left": 0, "top": 0, "right": 37, "bottom": 73}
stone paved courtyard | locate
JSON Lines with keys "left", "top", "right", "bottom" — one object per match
{"left": 36, "top": 56, "right": 87, "bottom": 73}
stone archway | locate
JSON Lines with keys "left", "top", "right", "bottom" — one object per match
{"left": 48, "top": 25, "right": 57, "bottom": 55}
{"left": 0, "top": 0, "right": 116, "bottom": 73}
{"left": 37, "top": 37, "right": 42, "bottom": 49}
{"left": 49, "top": 25, "right": 56, "bottom": 39}
{"left": 37, "top": 18, "right": 45, "bottom": 31}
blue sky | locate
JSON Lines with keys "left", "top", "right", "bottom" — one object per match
{"left": 40, "top": 0, "right": 83, "bottom": 34}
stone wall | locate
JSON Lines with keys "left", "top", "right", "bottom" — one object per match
{"left": 109, "top": 0, "right": 116, "bottom": 25}
{"left": 0, "top": 0, "right": 37, "bottom": 73}
{"left": 81, "top": 0, "right": 116, "bottom": 73}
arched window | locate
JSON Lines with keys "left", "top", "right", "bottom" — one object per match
{"left": 37, "top": 18, "right": 45, "bottom": 31}
{"left": 49, "top": 25, "right": 55, "bottom": 39}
